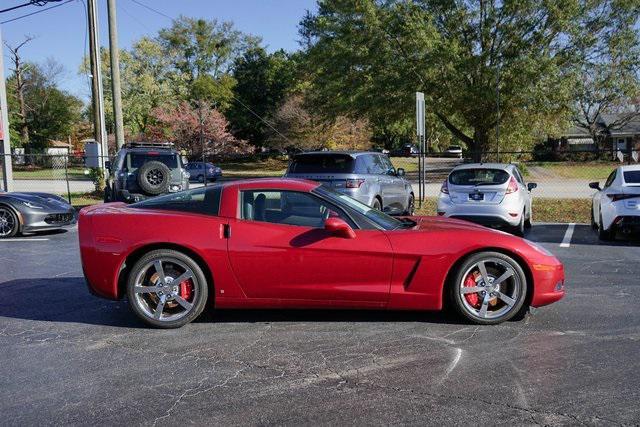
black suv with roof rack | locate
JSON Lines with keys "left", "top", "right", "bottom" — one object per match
{"left": 104, "top": 141, "right": 190, "bottom": 203}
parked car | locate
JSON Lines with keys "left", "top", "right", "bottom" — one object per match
{"left": 589, "top": 164, "right": 640, "bottom": 240}
{"left": 284, "top": 151, "right": 414, "bottom": 215}
{"left": 79, "top": 178, "right": 564, "bottom": 328}
{"left": 185, "top": 162, "right": 222, "bottom": 183}
{"left": 104, "top": 141, "right": 190, "bottom": 203}
{"left": 444, "top": 145, "right": 463, "bottom": 158}
{"left": 391, "top": 144, "right": 419, "bottom": 157}
{"left": 0, "top": 191, "right": 76, "bottom": 238}
{"left": 437, "top": 163, "right": 537, "bottom": 236}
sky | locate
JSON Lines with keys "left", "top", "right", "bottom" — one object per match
{"left": 1, "top": 0, "right": 318, "bottom": 101}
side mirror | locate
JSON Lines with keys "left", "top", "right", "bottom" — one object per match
{"left": 527, "top": 182, "right": 537, "bottom": 191}
{"left": 104, "top": 161, "right": 111, "bottom": 172}
{"left": 324, "top": 217, "right": 356, "bottom": 239}
{"left": 396, "top": 168, "right": 405, "bottom": 177}
{"left": 589, "top": 181, "right": 601, "bottom": 191}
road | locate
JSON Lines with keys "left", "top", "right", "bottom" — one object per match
{"left": 0, "top": 225, "right": 639, "bottom": 425}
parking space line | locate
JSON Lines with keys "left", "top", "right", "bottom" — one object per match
{"left": 560, "top": 223, "right": 575, "bottom": 248}
{"left": 0, "top": 238, "right": 50, "bottom": 242}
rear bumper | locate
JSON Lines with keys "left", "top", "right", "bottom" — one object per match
{"left": 448, "top": 215, "right": 516, "bottom": 228}
{"left": 437, "top": 195, "right": 522, "bottom": 227}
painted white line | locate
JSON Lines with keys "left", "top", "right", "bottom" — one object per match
{"left": 559, "top": 223, "right": 575, "bottom": 248}
{"left": 0, "top": 238, "right": 49, "bottom": 242}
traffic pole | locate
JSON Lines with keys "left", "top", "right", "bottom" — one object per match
{"left": 0, "top": 27, "right": 14, "bottom": 192}
{"left": 107, "top": 0, "right": 125, "bottom": 150}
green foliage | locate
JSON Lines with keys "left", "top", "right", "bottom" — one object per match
{"left": 88, "top": 167, "right": 105, "bottom": 193}
{"left": 6, "top": 61, "right": 82, "bottom": 149}
{"left": 227, "top": 48, "right": 298, "bottom": 146}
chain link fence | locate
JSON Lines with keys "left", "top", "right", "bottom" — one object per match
{"left": 1, "top": 149, "right": 638, "bottom": 222}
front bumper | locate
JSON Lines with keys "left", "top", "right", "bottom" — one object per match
{"left": 21, "top": 209, "right": 77, "bottom": 233}
{"left": 530, "top": 262, "right": 565, "bottom": 307}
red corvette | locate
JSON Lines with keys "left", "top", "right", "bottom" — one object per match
{"left": 79, "top": 178, "right": 564, "bottom": 328}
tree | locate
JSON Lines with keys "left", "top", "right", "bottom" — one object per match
{"left": 5, "top": 36, "right": 35, "bottom": 147}
{"left": 146, "top": 101, "right": 250, "bottom": 157}
{"left": 300, "top": 0, "right": 626, "bottom": 159}
{"left": 572, "top": 1, "right": 640, "bottom": 153}
{"left": 158, "top": 16, "right": 259, "bottom": 109}
{"left": 6, "top": 60, "right": 82, "bottom": 149}
{"left": 227, "top": 48, "right": 298, "bottom": 146}
{"left": 268, "top": 94, "right": 372, "bottom": 151}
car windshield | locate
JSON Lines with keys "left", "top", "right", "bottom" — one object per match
{"left": 129, "top": 153, "right": 178, "bottom": 169}
{"left": 449, "top": 168, "right": 510, "bottom": 186}
{"left": 313, "top": 185, "right": 407, "bottom": 230}
{"left": 289, "top": 154, "right": 355, "bottom": 174}
{"left": 623, "top": 171, "right": 640, "bottom": 184}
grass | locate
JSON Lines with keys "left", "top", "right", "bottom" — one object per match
{"left": 527, "top": 162, "right": 618, "bottom": 180}
{"left": 12, "top": 166, "right": 89, "bottom": 180}
{"left": 219, "top": 158, "right": 288, "bottom": 177}
{"left": 414, "top": 197, "right": 590, "bottom": 223}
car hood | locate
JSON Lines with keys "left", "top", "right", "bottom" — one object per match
{"left": 1, "top": 192, "right": 72, "bottom": 209}
{"left": 406, "top": 215, "right": 500, "bottom": 233}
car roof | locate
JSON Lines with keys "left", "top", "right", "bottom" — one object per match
{"left": 122, "top": 147, "right": 178, "bottom": 153}
{"left": 451, "top": 163, "right": 514, "bottom": 171}
{"left": 620, "top": 164, "right": 640, "bottom": 172}
{"left": 223, "top": 178, "right": 320, "bottom": 192}
{"left": 294, "top": 151, "right": 383, "bottom": 158}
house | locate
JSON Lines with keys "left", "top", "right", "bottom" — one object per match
{"left": 559, "top": 114, "right": 640, "bottom": 154}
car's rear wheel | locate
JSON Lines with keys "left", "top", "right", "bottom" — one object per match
{"left": 598, "top": 213, "right": 614, "bottom": 241}
{"left": 373, "top": 198, "right": 382, "bottom": 211}
{"left": 126, "top": 249, "right": 209, "bottom": 328}
{"left": 524, "top": 207, "right": 532, "bottom": 229}
{"left": 0, "top": 206, "right": 19, "bottom": 238}
{"left": 513, "top": 211, "right": 525, "bottom": 236}
{"left": 449, "top": 252, "right": 528, "bottom": 325}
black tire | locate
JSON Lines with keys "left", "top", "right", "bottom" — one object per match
{"left": 524, "top": 207, "right": 532, "bottom": 229}
{"left": 104, "top": 186, "right": 112, "bottom": 203}
{"left": 197, "top": 175, "right": 204, "bottom": 183}
{"left": 598, "top": 213, "right": 614, "bottom": 241}
{"left": 126, "top": 249, "right": 209, "bottom": 328}
{"left": 403, "top": 194, "right": 415, "bottom": 216}
{"left": 372, "top": 197, "right": 382, "bottom": 211}
{"left": 512, "top": 211, "right": 525, "bottom": 236}
{"left": 448, "top": 251, "right": 528, "bottom": 325}
{"left": 0, "top": 206, "right": 19, "bottom": 238}
{"left": 137, "top": 161, "right": 171, "bottom": 196}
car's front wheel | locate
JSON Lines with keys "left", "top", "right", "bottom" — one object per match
{"left": 126, "top": 249, "right": 209, "bottom": 328}
{"left": 449, "top": 252, "right": 528, "bottom": 325}
{"left": 0, "top": 206, "right": 19, "bottom": 238}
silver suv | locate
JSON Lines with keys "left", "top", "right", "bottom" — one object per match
{"left": 437, "top": 163, "right": 537, "bottom": 235}
{"left": 285, "top": 151, "right": 414, "bottom": 215}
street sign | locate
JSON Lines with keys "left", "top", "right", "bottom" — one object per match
{"left": 416, "top": 92, "right": 425, "bottom": 137}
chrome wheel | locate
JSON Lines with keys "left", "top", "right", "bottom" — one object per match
{"left": 0, "top": 207, "right": 18, "bottom": 238}
{"left": 146, "top": 169, "right": 165, "bottom": 186}
{"left": 132, "top": 257, "right": 198, "bottom": 322}
{"left": 456, "top": 255, "right": 525, "bottom": 322}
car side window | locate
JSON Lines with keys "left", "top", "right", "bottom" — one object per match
{"left": 379, "top": 155, "right": 395, "bottom": 175}
{"left": 240, "top": 190, "right": 354, "bottom": 229}
{"left": 604, "top": 170, "right": 617, "bottom": 188}
{"left": 130, "top": 186, "right": 222, "bottom": 215}
{"left": 370, "top": 155, "right": 387, "bottom": 174}
{"left": 513, "top": 168, "right": 524, "bottom": 185}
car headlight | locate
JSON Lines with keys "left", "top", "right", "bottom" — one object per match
{"left": 524, "top": 239, "right": 553, "bottom": 256}
{"left": 22, "top": 201, "right": 44, "bottom": 209}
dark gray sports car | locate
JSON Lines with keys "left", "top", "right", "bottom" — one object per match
{"left": 0, "top": 192, "right": 76, "bottom": 238}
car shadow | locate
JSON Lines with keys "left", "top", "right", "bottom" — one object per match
{"left": 0, "top": 277, "right": 470, "bottom": 327}
{"left": 22, "top": 229, "right": 70, "bottom": 238}
{"left": 527, "top": 224, "right": 640, "bottom": 247}
{"left": 0, "top": 277, "right": 145, "bottom": 328}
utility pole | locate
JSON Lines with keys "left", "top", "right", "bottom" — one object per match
{"left": 496, "top": 63, "right": 500, "bottom": 163}
{"left": 0, "top": 28, "right": 13, "bottom": 191}
{"left": 107, "top": 0, "right": 124, "bottom": 150}
{"left": 87, "top": 0, "right": 108, "bottom": 167}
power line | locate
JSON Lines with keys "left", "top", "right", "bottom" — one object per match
{"left": 0, "top": 0, "right": 73, "bottom": 24}
{"left": 0, "top": 0, "right": 64, "bottom": 14}
{"left": 129, "top": 0, "right": 173, "bottom": 21}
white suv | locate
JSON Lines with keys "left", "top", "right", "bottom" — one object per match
{"left": 589, "top": 165, "right": 640, "bottom": 240}
{"left": 437, "top": 163, "right": 537, "bottom": 236}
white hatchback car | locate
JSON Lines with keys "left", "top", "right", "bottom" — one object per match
{"left": 437, "top": 163, "right": 537, "bottom": 236}
{"left": 589, "top": 165, "right": 640, "bottom": 240}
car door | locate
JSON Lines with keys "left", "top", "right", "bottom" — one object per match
{"left": 370, "top": 154, "right": 398, "bottom": 211}
{"left": 379, "top": 155, "right": 407, "bottom": 212}
{"left": 226, "top": 189, "right": 393, "bottom": 303}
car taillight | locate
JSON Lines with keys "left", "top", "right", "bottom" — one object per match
{"left": 441, "top": 180, "right": 449, "bottom": 194}
{"left": 607, "top": 194, "right": 637, "bottom": 202}
{"left": 506, "top": 176, "right": 519, "bottom": 194}
{"left": 346, "top": 179, "right": 365, "bottom": 188}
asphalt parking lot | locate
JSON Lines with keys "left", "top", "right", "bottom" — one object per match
{"left": 1, "top": 224, "right": 639, "bottom": 425}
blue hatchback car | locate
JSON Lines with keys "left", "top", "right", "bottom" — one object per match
{"left": 185, "top": 162, "right": 223, "bottom": 182}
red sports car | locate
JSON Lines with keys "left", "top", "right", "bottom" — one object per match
{"left": 79, "top": 178, "right": 564, "bottom": 328}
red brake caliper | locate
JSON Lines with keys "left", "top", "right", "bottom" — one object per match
{"left": 464, "top": 272, "right": 480, "bottom": 307}
{"left": 179, "top": 279, "right": 193, "bottom": 301}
